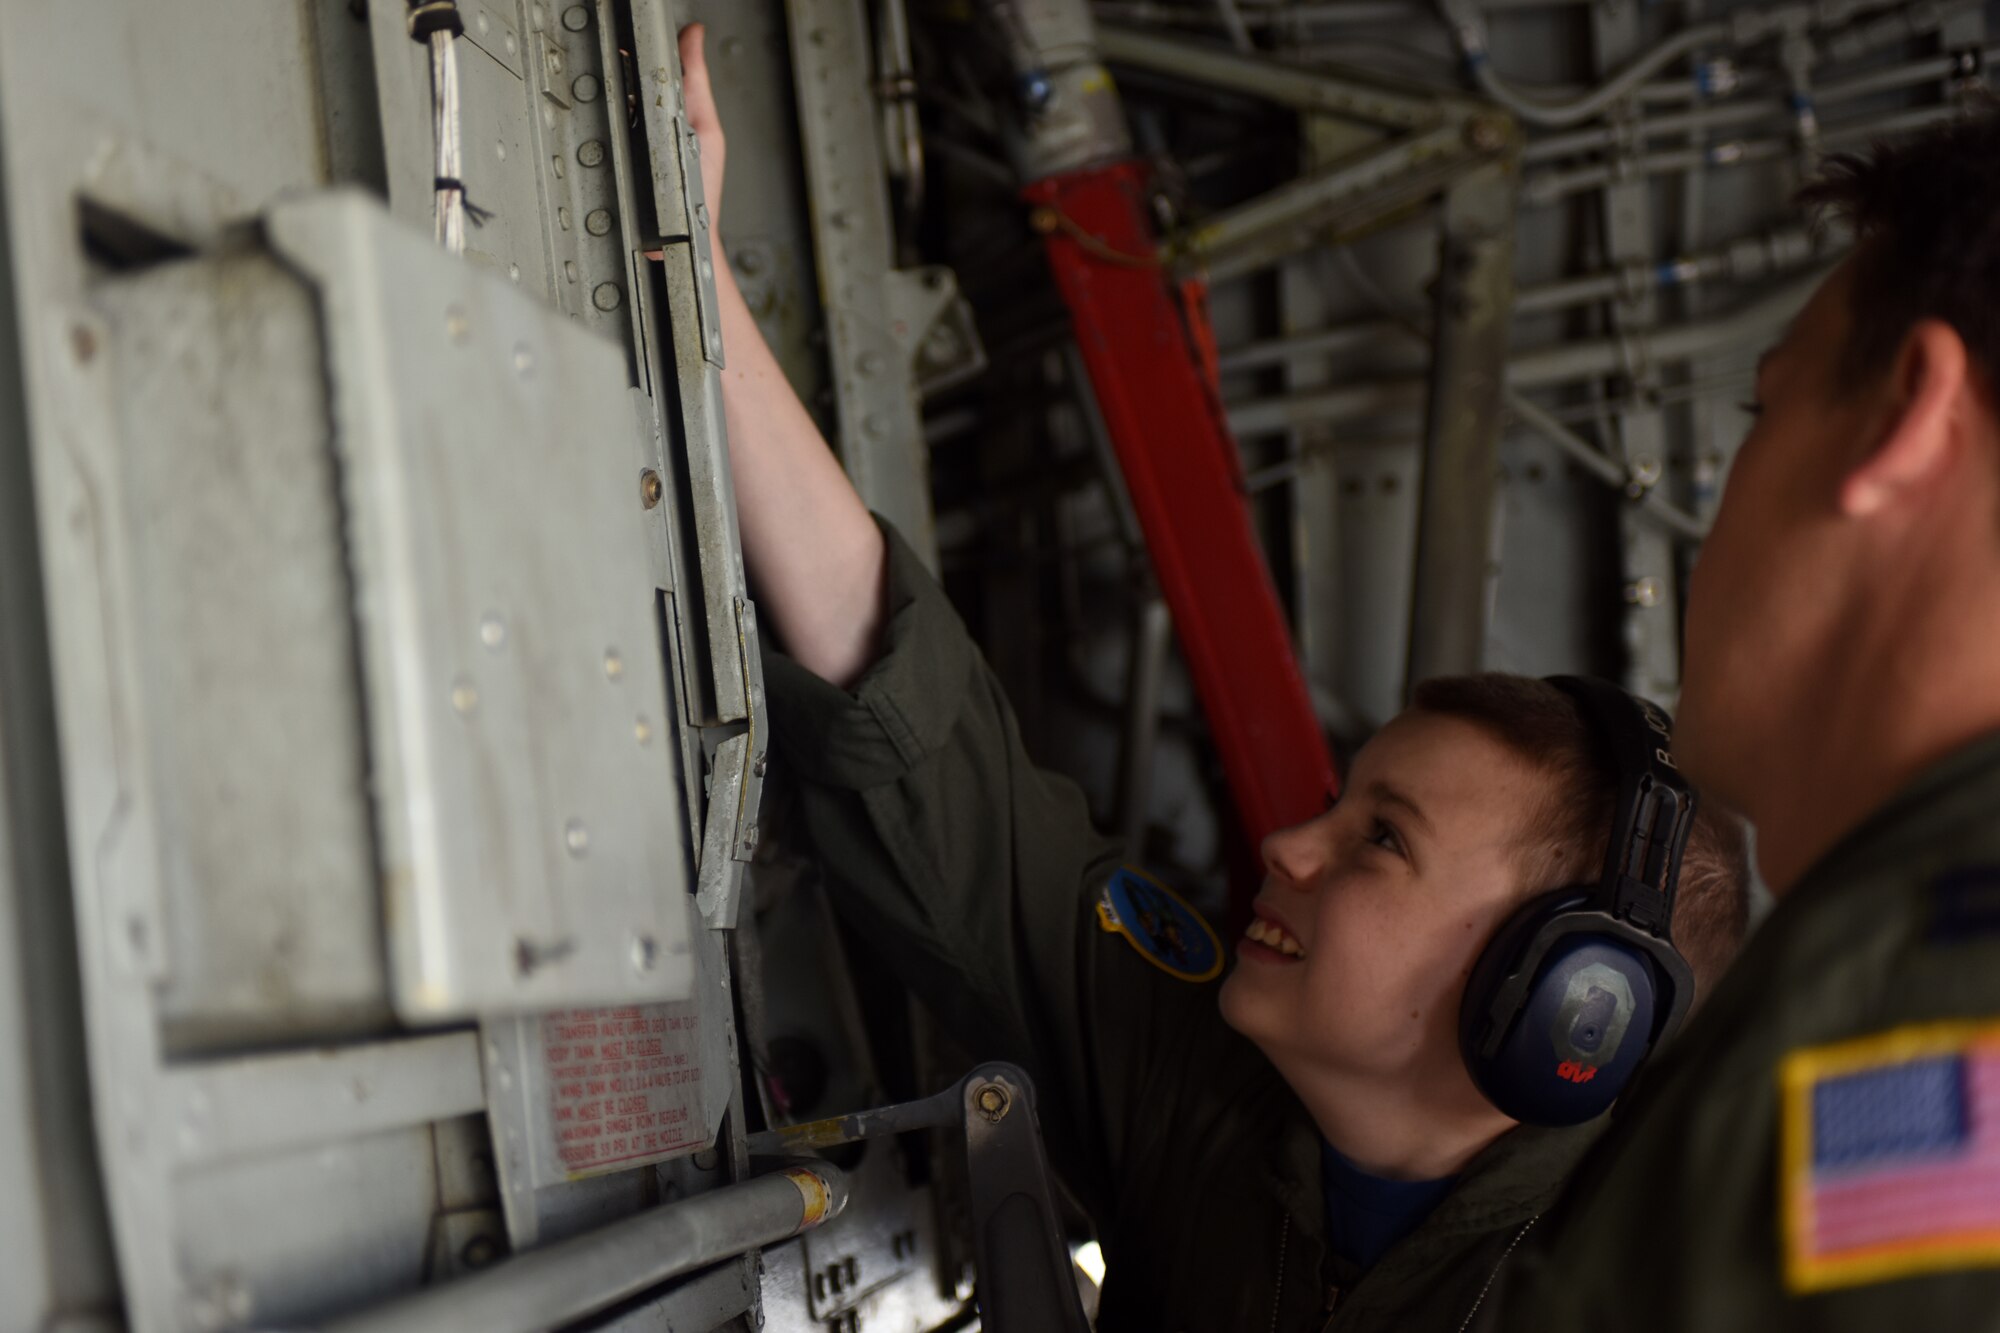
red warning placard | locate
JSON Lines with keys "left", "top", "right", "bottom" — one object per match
{"left": 542, "top": 1000, "right": 705, "bottom": 1176}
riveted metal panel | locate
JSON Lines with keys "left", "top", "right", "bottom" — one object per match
{"left": 265, "top": 193, "right": 696, "bottom": 1022}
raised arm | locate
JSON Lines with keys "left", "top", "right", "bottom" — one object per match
{"left": 680, "top": 23, "right": 887, "bottom": 690}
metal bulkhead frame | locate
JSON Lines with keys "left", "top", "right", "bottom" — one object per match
{"left": 0, "top": 0, "right": 782, "bottom": 1326}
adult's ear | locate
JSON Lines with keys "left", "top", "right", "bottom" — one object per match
{"left": 1839, "top": 319, "right": 1969, "bottom": 517}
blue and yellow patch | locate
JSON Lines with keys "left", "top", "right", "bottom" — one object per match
{"left": 1095, "top": 866, "right": 1222, "bottom": 983}
{"left": 1780, "top": 1020, "right": 2000, "bottom": 1293}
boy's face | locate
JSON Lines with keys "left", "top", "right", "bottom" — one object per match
{"left": 1218, "top": 712, "right": 1551, "bottom": 1103}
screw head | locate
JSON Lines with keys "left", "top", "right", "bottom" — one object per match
{"left": 975, "top": 1083, "right": 1010, "bottom": 1123}
{"left": 631, "top": 934, "right": 658, "bottom": 973}
{"left": 639, "top": 468, "right": 664, "bottom": 508}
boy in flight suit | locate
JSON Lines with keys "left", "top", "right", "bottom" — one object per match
{"left": 677, "top": 27, "right": 1750, "bottom": 1329}
{"left": 1490, "top": 107, "right": 2000, "bottom": 1332}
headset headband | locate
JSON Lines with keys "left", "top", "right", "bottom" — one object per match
{"left": 1545, "top": 676, "right": 1695, "bottom": 942}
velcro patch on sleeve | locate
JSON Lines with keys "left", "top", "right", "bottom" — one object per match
{"left": 1780, "top": 1020, "right": 2000, "bottom": 1294}
{"left": 1094, "top": 866, "right": 1222, "bottom": 983}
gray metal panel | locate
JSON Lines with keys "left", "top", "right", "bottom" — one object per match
{"left": 265, "top": 193, "right": 696, "bottom": 1022}
{"left": 174, "top": 1126, "right": 440, "bottom": 1331}
{"left": 0, "top": 1, "right": 328, "bottom": 208}
{"left": 0, "top": 115, "right": 120, "bottom": 1333}
{"left": 456, "top": 26, "right": 560, "bottom": 300}
{"left": 585, "top": 1259, "right": 756, "bottom": 1331}
{"left": 685, "top": 0, "right": 829, "bottom": 408}
{"left": 160, "top": 1034, "right": 486, "bottom": 1169}
{"left": 90, "top": 252, "right": 394, "bottom": 1053}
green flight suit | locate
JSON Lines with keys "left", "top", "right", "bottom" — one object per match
{"left": 764, "top": 521, "right": 1602, "bottom": 1332}
{"left": 1492, "top": 734, "right": 2000, "bottom": 1332}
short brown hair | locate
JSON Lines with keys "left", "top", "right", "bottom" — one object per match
{"left": 1410, "top": 673, "right": 1750, "bottom": 998}
{"left": 1796, "top": 99, "right": 2000, "bottom": 399}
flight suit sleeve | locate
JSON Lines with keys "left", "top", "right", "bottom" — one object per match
{"left": 761, "top": 519, "right": 1224, "bottom": 1222}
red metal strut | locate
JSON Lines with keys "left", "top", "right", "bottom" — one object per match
{"left": 1025, "top": 160, "right": 1339, "bottom": 870}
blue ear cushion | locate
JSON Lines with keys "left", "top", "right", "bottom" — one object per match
{"left": 1459, "top": 893, "right": 1664, "bottom": 1126}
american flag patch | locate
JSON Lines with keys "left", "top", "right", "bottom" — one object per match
{"left": 1781, "top": 1021, "right": 2000, "bottom": 1293}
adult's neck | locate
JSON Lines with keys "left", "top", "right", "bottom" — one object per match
{"left": 1268, "top": 1050, "right": 1514, "bottom": 1181}
{"left": 1749, "top": 583, "right": 2000, "bottom": 895}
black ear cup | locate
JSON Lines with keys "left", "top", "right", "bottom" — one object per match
{"left": 1459, "top": 891, "right": 1668, "bottom": 1126}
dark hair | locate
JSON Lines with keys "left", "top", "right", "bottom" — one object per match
{"left": 1796, "top": 99, "right": 2000, "bottom": 399}
{"left": 1410, "top": 674, "right": 1751, "bottom": 1000}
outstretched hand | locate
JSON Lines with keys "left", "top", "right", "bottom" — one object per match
{"left": 678, "top": 23, "right": 727, "bottom": 240}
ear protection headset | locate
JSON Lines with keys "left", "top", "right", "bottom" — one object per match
{"left": 1456, "top": 675, "right": 1698, "bottom": 1127}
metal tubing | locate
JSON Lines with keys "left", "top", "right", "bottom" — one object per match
{"left": 323, "top": 1164, "right": 849, "bottom": 1333}
{"left": 1465, "top": 23, "right": 1729, "bottom": 127}
{"left": 1227, "top": 223, "right": 1819, "bottom": 355}
{"left": 1524, "top": 98, "right": 1776, "bottom": 163}
{"left": 1521, "top": 101, "right": 1956, "bottom": 204}
{"left": 1504, "top": 390, "right": 1709, "bottom": 540}
{"left": 1226, "top": 267, "right": 1825, "bottom": 434}
{"left": 1097, "top": 1, "right": 1423, "bottom": 24}
{"left": 1406, "top": 166, "right": 1516, "bottom": 688}
{"left": 1190, "top": 124, "right": 1475, "bottom": 281}
{"left": 1220, "top": 318, "right": 1404, "bottom": 374}
{"left": 1522, "top": 50, "right": 1993, "bottom": 162}
{"left": 1097, "top": 23, "right": 1444, "bottom": 128}
{"left": 742, "top": 1086, "right": 961, "bottom": 1155}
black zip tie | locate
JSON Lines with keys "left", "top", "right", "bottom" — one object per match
{"left": 434, "top": 177, "right": 495, "bottom": 227}
{"left": 407, "top": 0, "right": 464, "bottom": 41}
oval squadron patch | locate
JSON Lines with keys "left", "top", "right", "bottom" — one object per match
{"left": 1095, "top": 866, "right": 1223, "bottom": 983}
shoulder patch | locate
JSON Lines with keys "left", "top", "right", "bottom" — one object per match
{"left": 1780, "top": 1020, "right": 2000, "bottom": 1294}
{"left": 1095, "top": 866, "right": 1223, "bottom": 983}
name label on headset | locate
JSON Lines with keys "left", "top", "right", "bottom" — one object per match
{"left": 1639, "top": 701, "right": 1679, "bottom": 770}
